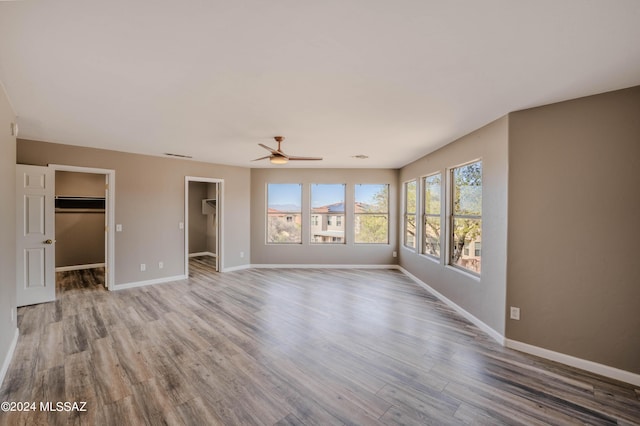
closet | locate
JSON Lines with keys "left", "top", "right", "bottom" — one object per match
{"left": 55, "top": 171, "right": 106, "bottom": 272}
{"left": 188, "top": 181, "right": 218, "bottom": 269}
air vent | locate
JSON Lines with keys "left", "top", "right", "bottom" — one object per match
{"left": 164, "top": 153, "right": 193, "bottom": 159}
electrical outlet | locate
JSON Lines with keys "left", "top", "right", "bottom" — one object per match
{"left": 158, "top": 261, "right": 164, "bottom": 269}
{"left": 510, "top": 306, "right": 520, "bottom": 320}
{"left": 240, "top": 251, "right": 244, "bottom": 258}
{"left": 179, "top": 222, "right": 184, "bottom": 229}
{"left": 392, "top": 251, "right": 398, "bottom": 258}
{"left": 140, "top": 263, "right": 146, "bottom": 272}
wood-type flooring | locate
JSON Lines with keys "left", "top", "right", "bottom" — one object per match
{"left": 1, "top": 258, "right": 639, "bottom": 425}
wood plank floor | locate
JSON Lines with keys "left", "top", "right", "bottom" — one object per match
{"left": 1, "top": 258, "right": 639, "bottom": 425}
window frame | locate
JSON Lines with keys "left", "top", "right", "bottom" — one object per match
{"left": 354, "top": 183, "right": 389, "bottom": 245}
{"left": 449, "top": 159, "right": 482, "bottom": 275}
{"left": 403, "top": 179, "right": 417, "bottom": 250}
{"left": 266, "top": 183, "right": 303, "bottom": 244}
{"left": 422, "top": 172, "right": 442, "bottom": 259}
{"left": 310, "top": 183, "right": 346, "bottom": 245}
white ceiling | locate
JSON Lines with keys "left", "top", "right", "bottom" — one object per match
{"left": 1, "top": 1, "right": 640, "bottom": 169}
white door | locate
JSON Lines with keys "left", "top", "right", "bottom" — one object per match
{"left": 16, "top": 164, "right": 56, "bottom": 306}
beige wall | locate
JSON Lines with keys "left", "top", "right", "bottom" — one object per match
{"left": 0, "top": 84, "right": 17, "bottom": 379}
{"left": 251, "top": 168, "right": 399, "bottom": 265}
{"left": 55, "top": 171, "right": 105, "bottom": 267}
{"left": 188, "top": 181, "right": 208, "bottom": 254}
{"left": 17, "top": 140, "right": 251, "bottom": 284}
{"left": 56, "top": 171, "right": 105, "bottom": 197}
{"left": 399, "top": 116, "right": 509, "bottom": 335}
{"left": 507, "top": 86, "right": 640, "bottom": 374}
{"left": 55, "top": 212, "right": 105, "bottom": 267}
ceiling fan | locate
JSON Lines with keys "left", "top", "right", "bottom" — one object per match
{"left": 252, "top": 136, "right": 323, "bottom": 165}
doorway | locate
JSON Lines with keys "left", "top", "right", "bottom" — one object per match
{"left": 185, "top": 177, "right": 223, "bottom": 276}
{"left": 51, "top": 165, "right": 115, "bottom": 291}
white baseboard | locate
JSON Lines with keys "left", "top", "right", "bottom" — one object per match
{"left": 506, "top": 339, "right": 640, "bottom": 387}
{"left": 251, "top": 264, "right": 399, "bottom": 269}
{"left": 220, "top": 263, "right": 398, "bottom": 273}
{"left": 113, "top": 275, "right": 187, "bottom": 291}
{"left": 397, "top": 266, "right": 505, "bottom": 345}
{"left": 0, "top": 328, "right": 19, "bottom": 388}
{"left": 189, "top": 252, "right": 216, "bottom": 258}
{"left": 55, "top": 263, "right": 105, "bottom": 272}
{"left": 221, "top": 264, "right": 251, "bottom": 273}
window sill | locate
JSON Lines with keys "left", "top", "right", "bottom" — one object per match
{"left": 401, "top": 245, "right": 416, "bottom": 253}
{"left": 445, "top": 265, "right": 481, "bottom": 282}
{"left": 418, "top": 253, "right": 441, "bottom": 264}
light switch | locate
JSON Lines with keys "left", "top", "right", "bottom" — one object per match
{"left": 116, "top": 224, "right": 123, "bottom": 232}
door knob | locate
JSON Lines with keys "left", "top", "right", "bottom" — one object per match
{"left": 43, "top": 239, "right": 55, "bottom": 244}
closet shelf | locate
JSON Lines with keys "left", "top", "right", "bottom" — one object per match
{"left": 55, "top": 196, "right": 105, "bottom": 210}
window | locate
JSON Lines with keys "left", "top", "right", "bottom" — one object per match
{"left": 311, "top": 215, "right": 319, "bottom": 226}
{"left": 404, "top": 180, "right": 417, "bottom": 249}
{"left": 311, "top": 184, "right": 345, "bottom": 244}
{"left": 423, "top": 173, "right": 441, "bottom": 257}
{"left": 267, "top": 184, "right": 302, "bottom": 243}
{"left": 451, "top": 161, "right": 482, "bottom": 273}
{"left": 354, "top": 184, "right": 389, "bottom": 244}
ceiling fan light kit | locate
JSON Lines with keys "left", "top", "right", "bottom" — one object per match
{"left": 253, "top": 136, "right": 322, "bottom": 165}
{"left": 270, "top": 155, "right": 288, "bottom": 165}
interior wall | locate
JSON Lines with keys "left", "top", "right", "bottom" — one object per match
{"left": 55, "top": 171, "right": 105, "bottom": 267}
{"left": 188, "top": 181, "right": 207, "bottom": 254}
{"left": 250, "top": 168, "right": 398, "bottom": 265}
{"left": 507, "top": 85, "right": 640, "bottom": 374}
{"left": 205, "top": 183, "right": 217, "bottom": 254}
{"left": 17, "top": 140, "right": 251, "bottom": 282}
{"left": 0, "top": 83, "right": 17, "bottom": 381}
{"left": 399, "top": 116, "right": 509, "bottom": 335}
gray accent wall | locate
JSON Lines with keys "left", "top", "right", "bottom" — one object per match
{"left": 399, "top": 116, "right": 509, "bottom": 335}
{"left": 507, "top": 86, "right": 640, "bottom": 374}
{"left": 0, "top": 85, "right": 17, "bottom": 378}
{"left": 251, "top": 168, "right": 399, "bottom": 265}
{"left": 17, "top": 140, "right": 251, "bottom": 283}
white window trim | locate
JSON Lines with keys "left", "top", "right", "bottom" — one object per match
{"left": 266, "top": 183, "right": 303, "bottom": 245}
{"left": 402, "top": 179, "right": 418, "bottom": 251}
{"left": 447, "top": 159, "right": 482, "bottom": 277}
{"left": 421, "top": 172, "right": 442, "bottom": 261}
{"left": 354, "top": 183, "right": 390, "bottom": 245}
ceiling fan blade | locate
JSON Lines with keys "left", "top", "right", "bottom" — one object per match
{"left": 258, "top": 143, "right": 279, "bottom": 154}
{"left": 251, "top": 155, "right": 272, "bottom": 161}
{"left": 287, "top": 156, "right": 323, "bottom": 161}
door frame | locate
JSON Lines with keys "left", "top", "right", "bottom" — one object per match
{"left": 184, "top": 176, "right": 223, "bottom": 276}
{"left": 50, "top": 164, "right": 115, "bottom": 290}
